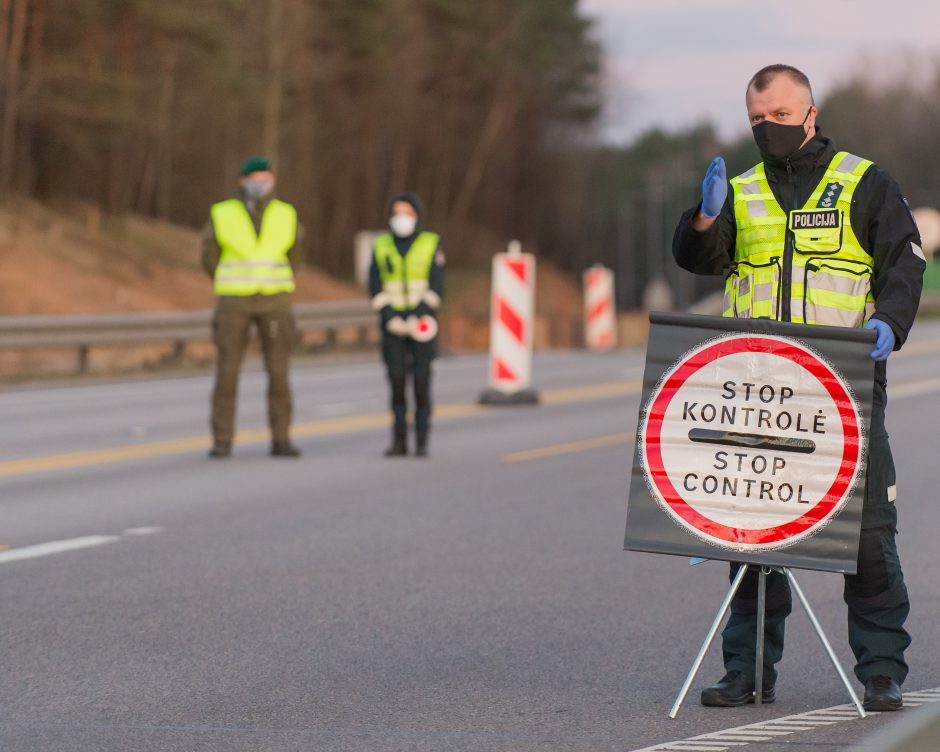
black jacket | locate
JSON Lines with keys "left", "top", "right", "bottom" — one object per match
{"left": 673, "top": 133, "right": 925, "bottom": 360}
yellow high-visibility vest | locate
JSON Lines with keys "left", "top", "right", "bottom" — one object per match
{"left": 726, "top": 151, "right": 875, "bottom": 328}
{"left": 373, "top": 232, "right": 440, "bottom": 311}
{"left": 211, "top": 198, "right": 297, "bottom": 296}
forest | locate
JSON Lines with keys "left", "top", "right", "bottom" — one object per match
{"left": 1, "top": 1, "right": 938, "bottom": 309}
{"left": 0, "top": 1, "right": 599, "bottom": 270}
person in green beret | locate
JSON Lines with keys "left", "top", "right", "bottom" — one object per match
{"left": 201, "top": 156, "right": 306, "bottom": 458}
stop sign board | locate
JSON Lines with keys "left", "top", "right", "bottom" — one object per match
{"left": 626, "top": 313, "right": 875, "bottom": 573}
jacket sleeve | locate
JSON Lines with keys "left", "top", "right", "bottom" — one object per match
{"left": 288, "top": 222, "right": 306, "bottom": 274}
{"left": 369, "top": 246, "right": 395, "bottom": 324}
{"left": 853, "top": 167, "right": 926, "bottom": 349}
{"left": 672, "top": 193, "right": 737, "bottom": 276}
{"left": 425, "top": 241, "right": 445, "bottom": 313}
{"left": 201, "top": 218, "right": 220, "bottom": 279}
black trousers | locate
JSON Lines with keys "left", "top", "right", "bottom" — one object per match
{"left": 381, "top": 331, "right": 435, "bottom": 435}
{"left": 721, "top": 383, "right": 910, "bottom": 684}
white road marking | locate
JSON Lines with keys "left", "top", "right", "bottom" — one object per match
{"left": 628, "top": 689, "right": 940, "bottom": 752}
{"left": 719, "top": 728, "right": 792, "bottom": 736}
{"left": 0, "top": 527, "right": 164, "bottom": 565}
{"left": 696, "top": 736, "right": 752, "bottom": 747}
{"left": 755, "top": 724, "right": 815, "bottom": 731}
{"left": 889, "top": 377, "right": 940, "bottom": 399}
{"left": 667, "top": 742, "right": 739, "bottom": 747}
{"left": 805, "top": 713, "right": 856, "bottom": 719}
{"left": 0, "top": 535, "right": 120, "bottom": 564}
{"left": 773, "top": 718, "right": 836, "bottom": 725}
{"left": 702, "top": 736, "right": 770, "bottom": 742}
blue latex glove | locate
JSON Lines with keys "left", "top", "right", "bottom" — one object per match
{"left": 700, "top": 156, "right": 727, "bottom": 218}
{"left": 864, "top": 319, "right": 896, "bottom": 361}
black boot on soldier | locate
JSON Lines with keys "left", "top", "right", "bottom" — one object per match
{"left": 701, "top": 671, "right": 776, "bottom": 707}
{"left": 209, "top": 442, "right": 232, "bottom": 459}
{"left": 384, "top": 427, "right": 407, "bottom": 457}
{"left": 270, "top": 440, "right": 301, "bottom": 457}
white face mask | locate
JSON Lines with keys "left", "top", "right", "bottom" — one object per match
{"left": 389, "top": 213, "right": 417, "bottom": 238}
{"left": 243, "top": 178, "right": 274, "bottom": 200}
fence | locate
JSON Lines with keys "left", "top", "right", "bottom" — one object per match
{"left": 0, "top": 300, "right": 376, "bottom": 373}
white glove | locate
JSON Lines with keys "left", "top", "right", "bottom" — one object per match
{"left": 407, "top": 315, "right": 438, "bottom": 342}
{"left": 385, "top": 316, "right": 410, "bottom": 337}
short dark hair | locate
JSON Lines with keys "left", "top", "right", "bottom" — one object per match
{"left": 747, "top": 64, "right": 814, "bottom": 104}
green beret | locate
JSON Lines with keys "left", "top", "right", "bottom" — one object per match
{"left": 240, "top": 156, "right": 272, "bottom": 176}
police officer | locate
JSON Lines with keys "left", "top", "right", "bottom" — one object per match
{"left": 672, "top": 65, "right": 925, "bottom": 711}
{"left": 369, "top": 193, "right": 445, "bottom": 457}
{"left": 202, "top": 156, "right": 305, "bottom": 459}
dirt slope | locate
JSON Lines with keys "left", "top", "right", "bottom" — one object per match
{"left": 0, "top": 199, "right": 363, "bottom": 316}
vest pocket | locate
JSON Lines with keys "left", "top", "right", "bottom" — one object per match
{"left": 724, "top": 257, "right": 780, "bottom": 319}
{"left": 790, "top": 209, "right": 843, "bottom": 254}
{"left": 802, "top": 257, "right": 872, "bottom": 328}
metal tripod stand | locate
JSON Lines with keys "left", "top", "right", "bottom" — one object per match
{"left": 668, "top": 563, "right": 866, "bottom": 719}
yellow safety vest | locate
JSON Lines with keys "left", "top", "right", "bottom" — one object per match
{"left": 210, "top": 198, "right": 297, "bottom": 296}
{"left": 725, "top": 151, "right": 876, "bottom": 328}
{"left": 373, "top": 232, "right": 440, "bottom": 311}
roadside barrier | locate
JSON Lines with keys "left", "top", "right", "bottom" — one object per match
{"left": 479, "top": 241, "right": 539, "bottom": 404}
{"left": 583, "top": 264, "right": 616, "bottom": 351}
{"left": 0, "top": 299, "right": 375, "bottom": 373}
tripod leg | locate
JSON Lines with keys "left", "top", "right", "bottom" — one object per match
{"left": 784, "top": 567, "right": 866, "bottom": 718}
{"left": 755, "top": 567, "right": 767, "bottom": 706}
{"left": 669, "top": 564, "right": 750, "bottom": 719}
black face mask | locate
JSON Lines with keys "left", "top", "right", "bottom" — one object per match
{"left": 752, "top": 107, "right": 812, "bottom": 161}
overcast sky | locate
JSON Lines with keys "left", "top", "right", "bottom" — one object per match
{"left": 581, "top": 0, "right": 940, "bottom": 144}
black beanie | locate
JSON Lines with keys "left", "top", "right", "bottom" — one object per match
{"left": 387, "top": 192, "right": 424, "bottom": 220}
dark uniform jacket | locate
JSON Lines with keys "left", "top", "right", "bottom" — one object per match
{"left": 368, "top": 193, "right": 445, "bottom": 325}
{"left": 672, "top": 132, "right": 925, "bottom": 384}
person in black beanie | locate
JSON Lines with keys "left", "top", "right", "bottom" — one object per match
{"left": 368, "top": 193, "right": 445, "bottom": 456}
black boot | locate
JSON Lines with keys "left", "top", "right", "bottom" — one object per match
{"left": 415, "top": 428, "right": 429, "bottom": 457}
{"left": 863, "top": 676, "right": 903, "bottom": 711}
{"left": 209, "top": 442, "right": 232, "bottom": 459}
{"left": 271, "top": 440, "right": 301, "bottom": 457}
{"left": 701, "top": 670, "right": 776, "bottom": 707}
{"left": 384, "top": 427, "right": 407, "bottom": 457}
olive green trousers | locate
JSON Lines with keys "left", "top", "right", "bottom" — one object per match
{"left": 210, "top": 294, "right": 295, "bottom": 446}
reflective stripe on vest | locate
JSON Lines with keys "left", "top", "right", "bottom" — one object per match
{"left": 726, "top": 151, "right": 875, "bottom": 328}
{"left": 373, "top": 232, "right": 440, "bottom": 310}
{"left": 211, "top": 198, "right": 297, "bottom": 296}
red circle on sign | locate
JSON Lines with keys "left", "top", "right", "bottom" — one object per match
{"left": 643, "top": 336, "right": 861, "bottom": 545}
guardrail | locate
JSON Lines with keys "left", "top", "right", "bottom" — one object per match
{"left": 0, "top": 299, "right": 376, "bottom": 372}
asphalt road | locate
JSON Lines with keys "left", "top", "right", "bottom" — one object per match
{"left": 2, "top": 320, "right": 940, "bottom": 752}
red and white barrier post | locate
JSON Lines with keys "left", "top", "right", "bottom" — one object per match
{"left": 583, "top": 264, "right": 617, "bottom": 351}
{"left": 479, "top": 240, "right": 539, "bottom": 404}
